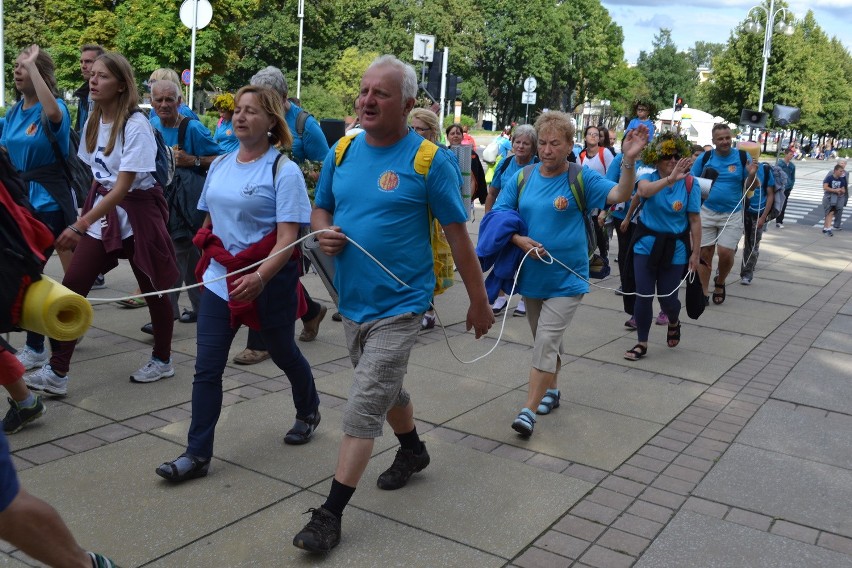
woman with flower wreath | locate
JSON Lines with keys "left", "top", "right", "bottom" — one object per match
{"left": 623, "top": 133, "right": 701, "bottom": 361}
{"left": 211, "top": 92, "right": 239, "bottom": 153}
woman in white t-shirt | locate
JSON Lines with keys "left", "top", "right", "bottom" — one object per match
{"left": 24, "top": 52, "right": 179, "bottom": 396}
{"left": 156, "top": 85, "right": 319, "bottom": 482}
{"left": 579, "top": 125, "right": 615, "bottom": 176}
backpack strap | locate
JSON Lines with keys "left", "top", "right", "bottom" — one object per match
{"left": 494, "top": 155, "right": 514, "bottom": 181}
{"left": 685, "top": 174, "right": 693, "bottom": 194}
{"left": 177, "top": 117, "right": 190, "bottom": 149}
{"left": 272, "top": 152, "right": 289, "bottom": 185}
{"left": 567, "top": 162, "right": 586, "bottom": 213}
{"left": 516, "top": 164, "right": 537, "bottom": 201}
{"left": 413, "top": 139, "right": 439, "bottom": 179}
{"left": 598, "top": 149, "right": 606, "bottom": 173}
{"left": 334, "top": 134, "right": 358, "bottom": 166}
{"left": 295, "top": 110, "right": 311, "bottom": 137}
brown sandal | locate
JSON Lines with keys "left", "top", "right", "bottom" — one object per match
{"left": 712, "top": 278, "right": 726, "bottom": 305}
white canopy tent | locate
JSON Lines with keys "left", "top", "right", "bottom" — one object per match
{"left": 656, "top": 106, "right": 734, "bottom": 147}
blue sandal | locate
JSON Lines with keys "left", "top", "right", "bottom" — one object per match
{"left": 512, "top": 408, "right": 536, "bottom": 437}
{"left": 537, "top": 389, "right": 561, "bottom": 415}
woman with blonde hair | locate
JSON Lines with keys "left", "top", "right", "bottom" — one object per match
{"left": 157, "top": 85, "right": 320, "bottom": 482}
{"left": 25, "top": 51, "right": 179, "bottom": 395}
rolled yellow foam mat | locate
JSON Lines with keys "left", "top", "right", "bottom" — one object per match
{"left": 20, "top": 276, "right": 93, "bottom": 341}
{"left": 738, "top": 141, "right": 761, "bottom": 161}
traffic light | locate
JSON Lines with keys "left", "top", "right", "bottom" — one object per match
{"left": 446, "top": 74, "right": 463, "bottom": 101}
{"left": 675, "top": 97, "right": 684, "bottom": 111}
{"left": 425, "top": 50, "right": 443, "bottom": 100}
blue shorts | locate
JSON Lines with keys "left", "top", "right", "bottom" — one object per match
{"left": 0, "top": 431, "right": 20, "bottom": 512}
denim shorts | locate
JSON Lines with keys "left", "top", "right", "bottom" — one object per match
{"left": 340, "top": 312, "right": 422, "bottom": 438}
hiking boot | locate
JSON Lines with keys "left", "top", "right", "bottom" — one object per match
{"left": 3, "top": 396, "right": 46, "bottom": 434}
{"left": 284, "top": 410, "right": 321, "bottom": 445}
{"left": 130, "top": 357, "right": 175, "bottom": 383}
{"left": 293, "top": 507, "right": 341, "bottom": 552}
{"left": 24, "top": 365, "right": 68, "bottom": 396}
{"left": 299, "top": 305, "right": 328, "bottom": 342}
{"left": 376, "top": 445, "right": 430, "bottom": 490}
{"left": 15, "top": 346, "right": 48, "bottom": 371}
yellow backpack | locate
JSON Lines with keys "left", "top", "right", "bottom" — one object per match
{"left": 334, "top": 134, "right": 454, "bottom": 295}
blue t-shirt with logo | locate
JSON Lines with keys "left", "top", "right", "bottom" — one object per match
{"left": 491, "top": 155, "right": 540, "bottom": 191}
{"left": 1, "top": 99, "right": 71, "bottom": 212}
{"left": 690, "top": 149, "right": 752, "bottom": 213}
{"left": 747, "top": 165, "right": 776, "bottom": 215}
{"left": 494, "top": 163, "right": 613, "bottom": 298}
{"left": 198, "top": 148, "right": 310, "bottom": 301}
{"left": 315, "top": 131, "right": 465, "bottom": 323}
{"left": 155, "top": 118, "right": 222, "bottom": 157}
{"left": 214, "top": 119, "right": 239, "bottom": 153}
{"left": 634, "top": 171, "right": 701, "bottom": 264}
{"left": 286, "top": 103, "right": 330, "bottom": 164}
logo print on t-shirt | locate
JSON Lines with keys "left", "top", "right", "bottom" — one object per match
{"left": 728, "top": 165, "right": 737, "bottom": 173}
{"left": 553, "top": 196, "right": 569, "bottom": 211}
{"left": 378, "top": 171, "right": 400, "bottom": 192}
{"left": 25, "top": 122, "right": 37, "bottom": 137}
{"left": 241, "top": 183, "right": 260, "bottom": 197}
{"left": 672, "top": 200, "right": 684, "bottom": 212}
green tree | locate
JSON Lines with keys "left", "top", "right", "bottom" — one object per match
{"left": 326, "top": 47, "right": 379, "bottom": 115}
{"left": 688, "top": 41, "right": 725, "bottom": 69}
{"left": 636, "top": 29, "right": 697, "bottom": 114}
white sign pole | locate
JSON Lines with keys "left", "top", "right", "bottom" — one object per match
{"left": 296, "top": 0, "right": 304, "bottom": 99}
{"left": 439, "top": 47, "right": 448, "bottom": 133}
{"left": 188, "top": 0, "right": 198, "bottom": 110}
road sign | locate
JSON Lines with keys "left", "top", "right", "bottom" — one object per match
{"left": 180, "top": 0, "right": 212, "bottom": 29}
{"left": 524, "top": 76, "right": 537, "bottom": 93}
{"left": 413, "top": 34, "right": 436, "bottom": 63}
{"left": 521, "top": 91, "right": 537, "bottom": 105}
{"left": 181, "top": 69, "right": 191, "bottom": 85}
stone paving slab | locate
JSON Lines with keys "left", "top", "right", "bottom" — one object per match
{"left": 148, "top": 491, "right": 505, "bottom": 567}
{"left": 310, "top": 439, "right": 594, "bottom": 559}
{"left": 152, "top": 391, "right": 396, "bottom": 488}
{"left": 407, "top": 333, "right": 533, "bottom": 390}
{"left": 444, "top": 393, "right": 662, "bottom": 470}
{"left": 694, "top": 444, "right": 852, "bottom": 538}
{"left": 316, "top": 363, "right": 513, "bottom": 425}
{"left": 16, "top": 434, "right": 297, "bottom": 568}
{"left": 758, "top": 264, "right": 838, "bottom": 287}
{"left": 722, "top": 277, "right": 820, "bottom": 308}
{"left": 737, "top": 400, "right": 852, "bottom": 470}
{"left": 584, "top": 335, "right": 740, "bottom": 385}
{"left": 6, "top": 400, "right": 112, "bottom": 452}
{"left": 556, "top": 359, "right": 704, "bottom": 423}
{"left": 673, "top": 299, "right": 793, "bottom": 336}
{"left": 813, "top": 314, "right": 852, "bottom": 354}
{"left": 773, "top": 348, "right": 852, "bottom": 414}
{"left": 635, "top": 510, "right": 852, "bottom": 568}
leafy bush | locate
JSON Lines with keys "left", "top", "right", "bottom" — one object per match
{"left": 442, "top": 114, "right": 476, "bottom": 128}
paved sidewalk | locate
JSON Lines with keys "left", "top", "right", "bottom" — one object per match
{"left": 2, "top": 207, "right": 851, "bottom": 567}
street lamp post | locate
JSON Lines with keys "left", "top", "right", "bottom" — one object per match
{"left": 744, "top": 0, "right": 794, "bottom": 112}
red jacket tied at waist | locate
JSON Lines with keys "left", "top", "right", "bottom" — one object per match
{"left": 193, "top": 227, "right": 306, "bottom": 330}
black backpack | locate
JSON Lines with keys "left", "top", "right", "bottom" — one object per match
{"left": 40, "top": 108, "right": 93, "bottom": 204}
{"left": 127, "top": 108, "right": 176, "bottom": 189}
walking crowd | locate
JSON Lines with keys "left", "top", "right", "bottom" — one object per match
{"left": 1, "top": 44, "right": 848, "bottom": 562}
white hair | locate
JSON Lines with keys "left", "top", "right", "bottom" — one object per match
{"left": 367, "top": 55, "right": 418, "bottom": 102}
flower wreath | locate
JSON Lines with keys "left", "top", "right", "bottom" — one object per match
{"left": 640, "top": 132, "right": 692, "bottom": 165}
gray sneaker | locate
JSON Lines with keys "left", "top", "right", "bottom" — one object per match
{"left": 24, "top": 365, "right": 68, "bottom": 396}
{"left": 15, "top": 346, "right": 48, "bottom": 371}
{"left": 130, "top": 357, "right": 175, "bottom": 383}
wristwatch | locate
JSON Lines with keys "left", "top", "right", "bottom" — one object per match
{"left": 194, "top": 155, "right": 201, "bottom": 167}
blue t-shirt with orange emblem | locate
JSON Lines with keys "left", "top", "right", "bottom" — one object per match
{"left": 0, "top": 99, "right": 70, "bottom": 212}
{"left": 214, "top": 118, "right": 239, "bottom": 153}
{"left": 690, "top": 149, "right": 752, "bottom": 213}
{"left": 494, "top": 163, "right": 613, "bottom": 298}
{"left": 635, "top": 171, "right": 701, "bottom": 264}
{"left": 315, "top": 130, "right": 465, "bottom": 323}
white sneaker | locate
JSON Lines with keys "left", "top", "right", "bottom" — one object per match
{"left": 776, "top": 223, "right": 784, "bottom": 229}
{"left": 24, "top": 365, "right": 69, "bottom": 396}
{"left": 130, "top": 357, "right": 175, "bottom": 383}
{"left": 513, "top": 299, "right": 526, "bottom": 317}
{"left": 15, "top": 346, "right": 49, "bottom": 371}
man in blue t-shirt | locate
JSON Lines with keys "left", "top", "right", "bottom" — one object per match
{"left": 740, "top": 164, "right": 775, "bottom": 285}
{"left": 150, "top": 80, "right": 224, "bottom": 329}
{"left": 293, "top": 55, "right": 493, "bottom": 554}
{"left": 690, "top": 124, "right": 757, "bottom": 305}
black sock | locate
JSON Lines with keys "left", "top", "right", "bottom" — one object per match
{"left": 396, "top": 427, "right": 423, "bottom": 454}
{"left": 322, "top": 478, "right": 355, "bottom": 519}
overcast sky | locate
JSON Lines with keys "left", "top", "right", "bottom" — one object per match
{"left": 600, "top": 0, "right": 852, "bottom": 64}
